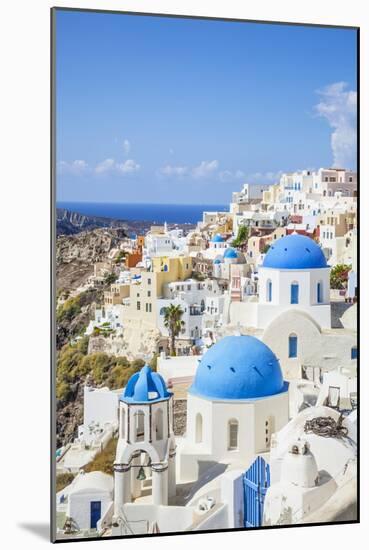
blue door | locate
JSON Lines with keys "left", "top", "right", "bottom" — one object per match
{"left": 290, "top": 283, "right": 299, "bottom": 304}
{"left": 90, "top": 501, "right": 101, "bottom": 529}
{"left": 243, "top": 456, "right": 270, "bottom": 527}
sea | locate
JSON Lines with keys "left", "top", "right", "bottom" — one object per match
{"left": 57, "top": 201, "right": 228, "bottom": 225}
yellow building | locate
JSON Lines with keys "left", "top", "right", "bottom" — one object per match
{"left": 262, "top": 183, "right": 280, "bottom": 205}
{"left": 123, "top": 255, "right": 193, "bottom": 332}
{"left": 319, "top": 211, "right": 356, "bottom": 237}
{"left": 104, "top": 283, "right": 130, "bottom": 306}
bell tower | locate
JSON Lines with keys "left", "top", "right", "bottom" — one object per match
{"left": 113, "top": 365, "right": 176, "bottom": 523}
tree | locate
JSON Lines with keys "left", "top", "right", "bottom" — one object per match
{"left": 330, "top": 264, "right": 351, "bottom": 290}
{"left": 114, "top": 250, "right": 126, "bottom": 264}
{"left": 233, "top": 225, "right": 249, "bottom": 247}
{"left": 192, "top": 271, "right": 205, "bottom": 281}
{"left": 163, "top": 304, "right": 185, "bottom": 356}
{"left": 104, "top": 272, "right": 117, "bottom": 286}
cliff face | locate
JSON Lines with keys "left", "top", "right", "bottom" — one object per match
{"left": 56, "top": 382, "right": 84, "bottom": 448}
{"left": 56, "top": 227, "right": 127, "bottom": 291}
{"left": 56, "top": 208, "right": 127, "bottom": 236}
{"left": 57, "top": 227, "right": 127, "bottom": 264}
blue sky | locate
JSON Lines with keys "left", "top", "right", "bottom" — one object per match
{"left": 55, "top": 10, "right": 357, "bottom": 204}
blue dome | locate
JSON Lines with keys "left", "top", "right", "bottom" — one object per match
{"left": 224, "top": 247, "right": 238, "bottom": 259}
{"left": 263, "top": 234, "right": 327, "bottom": 270}
{"left": 190, "top": 335, "right": 286, "bottom": 400}
{"left": 213, "top": 258, "right": 222, "bottom": 264}
{"left": 121, "top": 365, "right": 171, "bottom": 403}
{"left": 211, "top": 234, "right": 224, "bottom": 243}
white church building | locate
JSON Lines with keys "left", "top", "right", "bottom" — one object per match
{"left": 177, "top": 335, "right": 289, "bottom": 481}
{"left": 225, "top": 234, "right": 356, "bottom": 380}
{"left": 57, "top": 334, "right": 356, "bottom": 537}
{"left": 257, "top": 233, "right": 331, "bottom": 329}
{"left": 113, "top": 365, "right": 177, "bottom": 520}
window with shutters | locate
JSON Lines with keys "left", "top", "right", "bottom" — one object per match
{"left": 228, "top": 419, "right": 239, "bottom": 450}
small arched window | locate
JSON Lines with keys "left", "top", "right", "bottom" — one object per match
{"left": 134, "top": 410, "right": 145, "bottom": 442}
{"left": 228, "top": 419, "right": 239, "bottom": 450}
{"left": 288, "top": 334, "right": 298, "bottom": 358}
{"left": 290, "top": 282, "right": 299, "bottom": 304}
{"left": 267, "top": 279, "right": 272, "bottom": 302}
{"left": 195, "top": 413, "right": 203, "bottom": 443}
{"left": 155, "top": 409, "right": 164, "bottom": 441}
{"left": 317, "top": 281, "right": 323, "bottom": 303}
{"left": 120, "top": 407, "right": 126, "bottom": 439}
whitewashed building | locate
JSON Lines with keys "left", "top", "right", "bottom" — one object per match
{"left": 264, "top": 406, "right": 357, "bottom": 525}
{"left": 222, "top": 234, "right": 357, "bottom": 381}
{"left": 63, "top": 472, "right": 114, "bottom": 533}
{"left": 178, "top": 335, "right": 289, "bottom": 481}
{"left": 113, "top": 366, "right": 177, "bottom": 517}
{"left": 85, "top": 305, "right": 125, "bottom": 336}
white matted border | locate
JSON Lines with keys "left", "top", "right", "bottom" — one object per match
{"left": 1, "top": 0, "right": 367, "bottom": 547}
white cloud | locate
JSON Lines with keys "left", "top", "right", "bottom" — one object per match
{"left": 159, "top": 164, "right": 189, "bottom": 177}
{"left": 95, "top": 158, "right": 140, "bottom": 175}
{"left": 159, "top": 160, "right": 220, "bottom": 180}
{"left": 57, "top": 159, "right": 89, "bottom": 175}
{"left": 95, "top": 158, "right": 115, "bottom": 174}
{"left": 315, "top": 82, "right": 357, "bottom": 169}
{"left": 219, "top": 169, "right": 245, "bottom": 182}
{"left": 192, "top": 160, "right": 219, "bottom": 179}
{"left": 123, "top": 139, "right": 131, "bottom": 155}
{"left": 247, "top": 170, "right": 283, "bottom": 183}
{"left": 159, "top": 160, "right": 249, "bottom": 183}
{"left": 116, "top": 159, "right": 140, "bottom": 173}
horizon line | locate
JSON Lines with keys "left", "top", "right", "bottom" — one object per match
{"left": 56, "top": 200, "right": 229, "bottom": 206}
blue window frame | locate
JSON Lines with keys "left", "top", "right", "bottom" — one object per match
{"left": 317, "top": 282, "right": 323, "bottom": 303}
{"left": 289, "top": 335, "right": 298, "bottom": 358}
{"left": 351, "top": 347, "right": 357, "bottom": 359}
{"left": 267, "top": 280, "right": 272, "bottom": 302}
{"left": 290, "top": 283, "right": 299, "bottom": 304}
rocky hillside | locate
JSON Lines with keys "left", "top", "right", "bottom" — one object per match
{"left": 56, "top": 227, "right": 128, "bottom": 291}
{"left": 57, "top": 227, "right": 128, "bottom": 265}
{"left": 56, "top": 289, "right": 103, "bottom": 349}
{"left": 56, "top": 208, "right": 128, "bottom": 236}
{"left": 57, "top": 207, "right": 196, "bottom": 238}
{"left": 56, "top": 382, "right": 84, "bottom": 448}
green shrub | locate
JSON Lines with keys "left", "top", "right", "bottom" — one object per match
{"left": 233, "top": 225, "right": 249, "bottom": 247}
{"left": 57, "top": 380, "right": 72, "bottom": 401}
{"left": 330, "top": 264, "right": 351, "bottom": 289}
{"left": 104, "top": 272, "right": 117, "bottom": 286}
{"left": 56, "top": 342, "right": 145, "bottom": 404}
{"left": 150, "top": 353, "right": 159, "bottom": 371}
{"left": 56, "top": 295, "right": 82, "bottom": 323}
{"left": 84, "top": 438, "right": 118, "bottom": 475}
